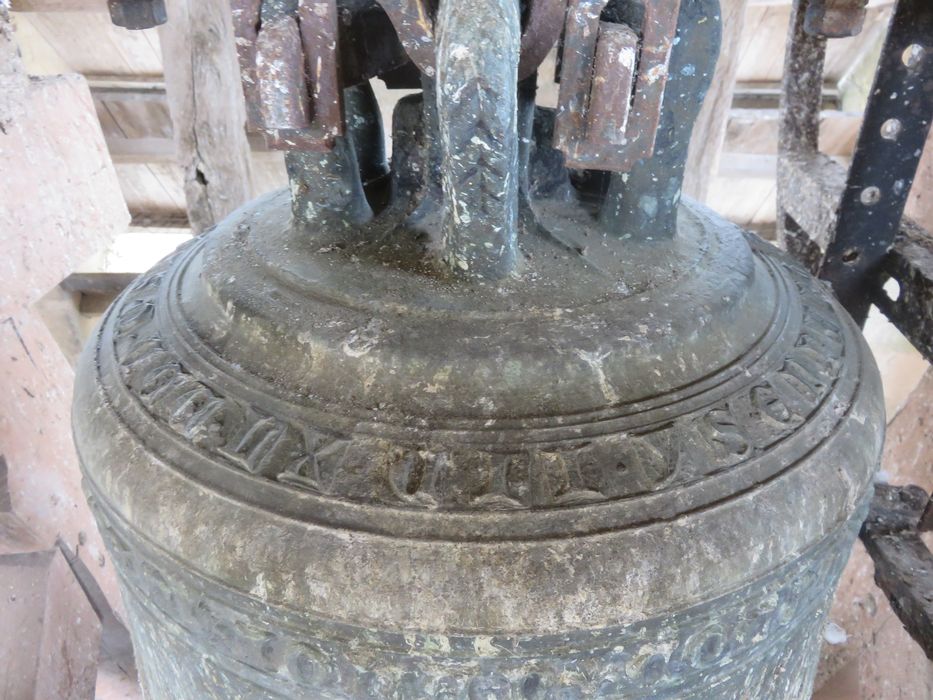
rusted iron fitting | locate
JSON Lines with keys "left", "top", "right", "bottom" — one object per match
{"left": 107, "top": 0, "right": 167, "bottom": 29}
{"left": 235, "top": 0, "right": 682, "bottom": 174}
{"left": 233, "top": 0, "right": 565, "bottom": 153}
{"left": 804, "top": 0, "right": 868, "bottom": 38}
{"left": 231, "top": 0, "right": 343, "bottom": 152}
{"left": 860, "top": 483, "right": 933, "bottom": 659}
{"left": 555, "top": 0, "right": 682, "bottom": 173}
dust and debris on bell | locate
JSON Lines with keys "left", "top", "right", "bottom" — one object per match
{"left": 66, "top": 1, "right": 892, "bottom": 698}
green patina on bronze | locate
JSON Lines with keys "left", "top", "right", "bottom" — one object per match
{"left": 74, "top": 1, "right": 885, "bottom": 697}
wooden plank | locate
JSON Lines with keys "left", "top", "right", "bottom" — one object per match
{"left": 158, "top": 0, "right": 253, "bottom": 232}
{"left": 112, "top": 162, "right": 186, "bottom": 212}
{"left": 683, "top": 0, "right": 748, "bottom": 202}
{"left": 129, "top": 211, "right": 189, "bottom": 230}
{"left": 10, "top": 0, "right": 106, "bottom": 10}
{"left": 88, "top": 75, "right": 166, "bottom": 101}
{"left": 735, "top": 5, "right": 892, "bottom": 84}
{"left": 106, "top": 135, "right": 175, "bottom": 162}
{"left": 718, "top": 152, "right": 777, "bottom": 179}
{"left": 707, "top": 176, "right": 777, "bottom": 227}
{"left": 14, "top": 13, "right": 163, "bottom": 75}
{"left": 726, "top": 108, "right": 861, "bottom": 156}
{"left": 106, "top": 133, "right": 268, "bottom": 162}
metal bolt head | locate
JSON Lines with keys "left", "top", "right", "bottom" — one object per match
{"left": 880, "top": 118, "right": 903, "bottom": 141}
{"left": 860, "top": 186, "right": 882, "bottom": 206}
{"left": 803, "top": 0, "right": 868, "bottom": 38}
{"left": 108, "top": 0, "right": 168, "bottom": 30}
{"left": 902, "top": 44, "right": 926, "bottom": 70}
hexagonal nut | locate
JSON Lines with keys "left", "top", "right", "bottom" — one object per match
{"left": 108, "top": 0, "right": 168, "bottom": 30}
{"left": 803, "top": 0, "right": 868, "bottom": 38}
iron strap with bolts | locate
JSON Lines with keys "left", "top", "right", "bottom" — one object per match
{"left": 779, "top": 0, "right": 933, "bottom": 328}
{"left": 818, "top": 0, "right": 933, "bottom": 324}
{"left": 779, "top": 0, "right": 933, "bottom": 661}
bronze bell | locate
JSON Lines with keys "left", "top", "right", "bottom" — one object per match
{"left": 73, "top": 0, "right": 885, "bottom": 697}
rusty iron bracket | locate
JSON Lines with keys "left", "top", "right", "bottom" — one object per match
{"left": 231, "top": 0, "right": 564, "bottom": 153}
{"left": 231, "top": 0, "right": 343, "bottom": 152}
{"left": 818, "top": 0, "right": 933, "bottom": 323}
{"left": 872, "top": 219, "right": 933, "bottom": 362}
{"left": 554, "top": 0, "right": 681, "bottom": 172}
{"left": 779, "top": 0, "right": 933, "bottom": 325}
{"left": 779, "top": 1, "right": 933, "bottom": 658}
{"left": 860, "top": 483, "right": 933, "bottom": 660}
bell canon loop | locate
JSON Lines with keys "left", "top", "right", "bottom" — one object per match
{"left": 73, "top": 0, "right": 885, "bottom": 697}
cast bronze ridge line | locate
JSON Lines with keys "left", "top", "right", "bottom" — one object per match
{"left": 106, "top": 245, "right": 855, "bottom": 459}
{"left": 156, "top": 240, "right": 804, "bottom": 434}
{"left": 89, "top": 476, "right": 859, "bottom": 648}
{"left": 94, "top": 273, "right": 862, "bottom": 539}
{"left": 93, "top": 349, "right": 861, "bottom": 542}
{"left": 112, "top": 544, "right": 846, "bottom": 695}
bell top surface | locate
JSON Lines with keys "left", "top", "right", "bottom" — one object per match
{"left": 189, "top": 192, "right": 763, "bottom": 427}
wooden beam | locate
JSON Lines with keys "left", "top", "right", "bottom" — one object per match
{"left": 105, "top": 133, "right": 268, "bottom": 163}
{"left": 105, "top": 135, "right": 175, "bottom": 163}
{"left": 9, "top": 0, "right": 106, "bottom": 10}
{"left": 86, "top": 74, "right": 166, "bottom": 101}
{"left": 683, "top": 0, "right": 748, "bottom": 202}
{"left": 717, "top": 153, "right": 778, "bottom": 179}
{"left": 732, "top": 81, "right": 841, "bottom": 111}
{"left": 158, "top": 0, "right": 253, "bottom": 232}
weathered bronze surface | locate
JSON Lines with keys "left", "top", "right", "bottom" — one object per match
{"left": 75, "top": 1, "right": 885, "bottom": 697}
